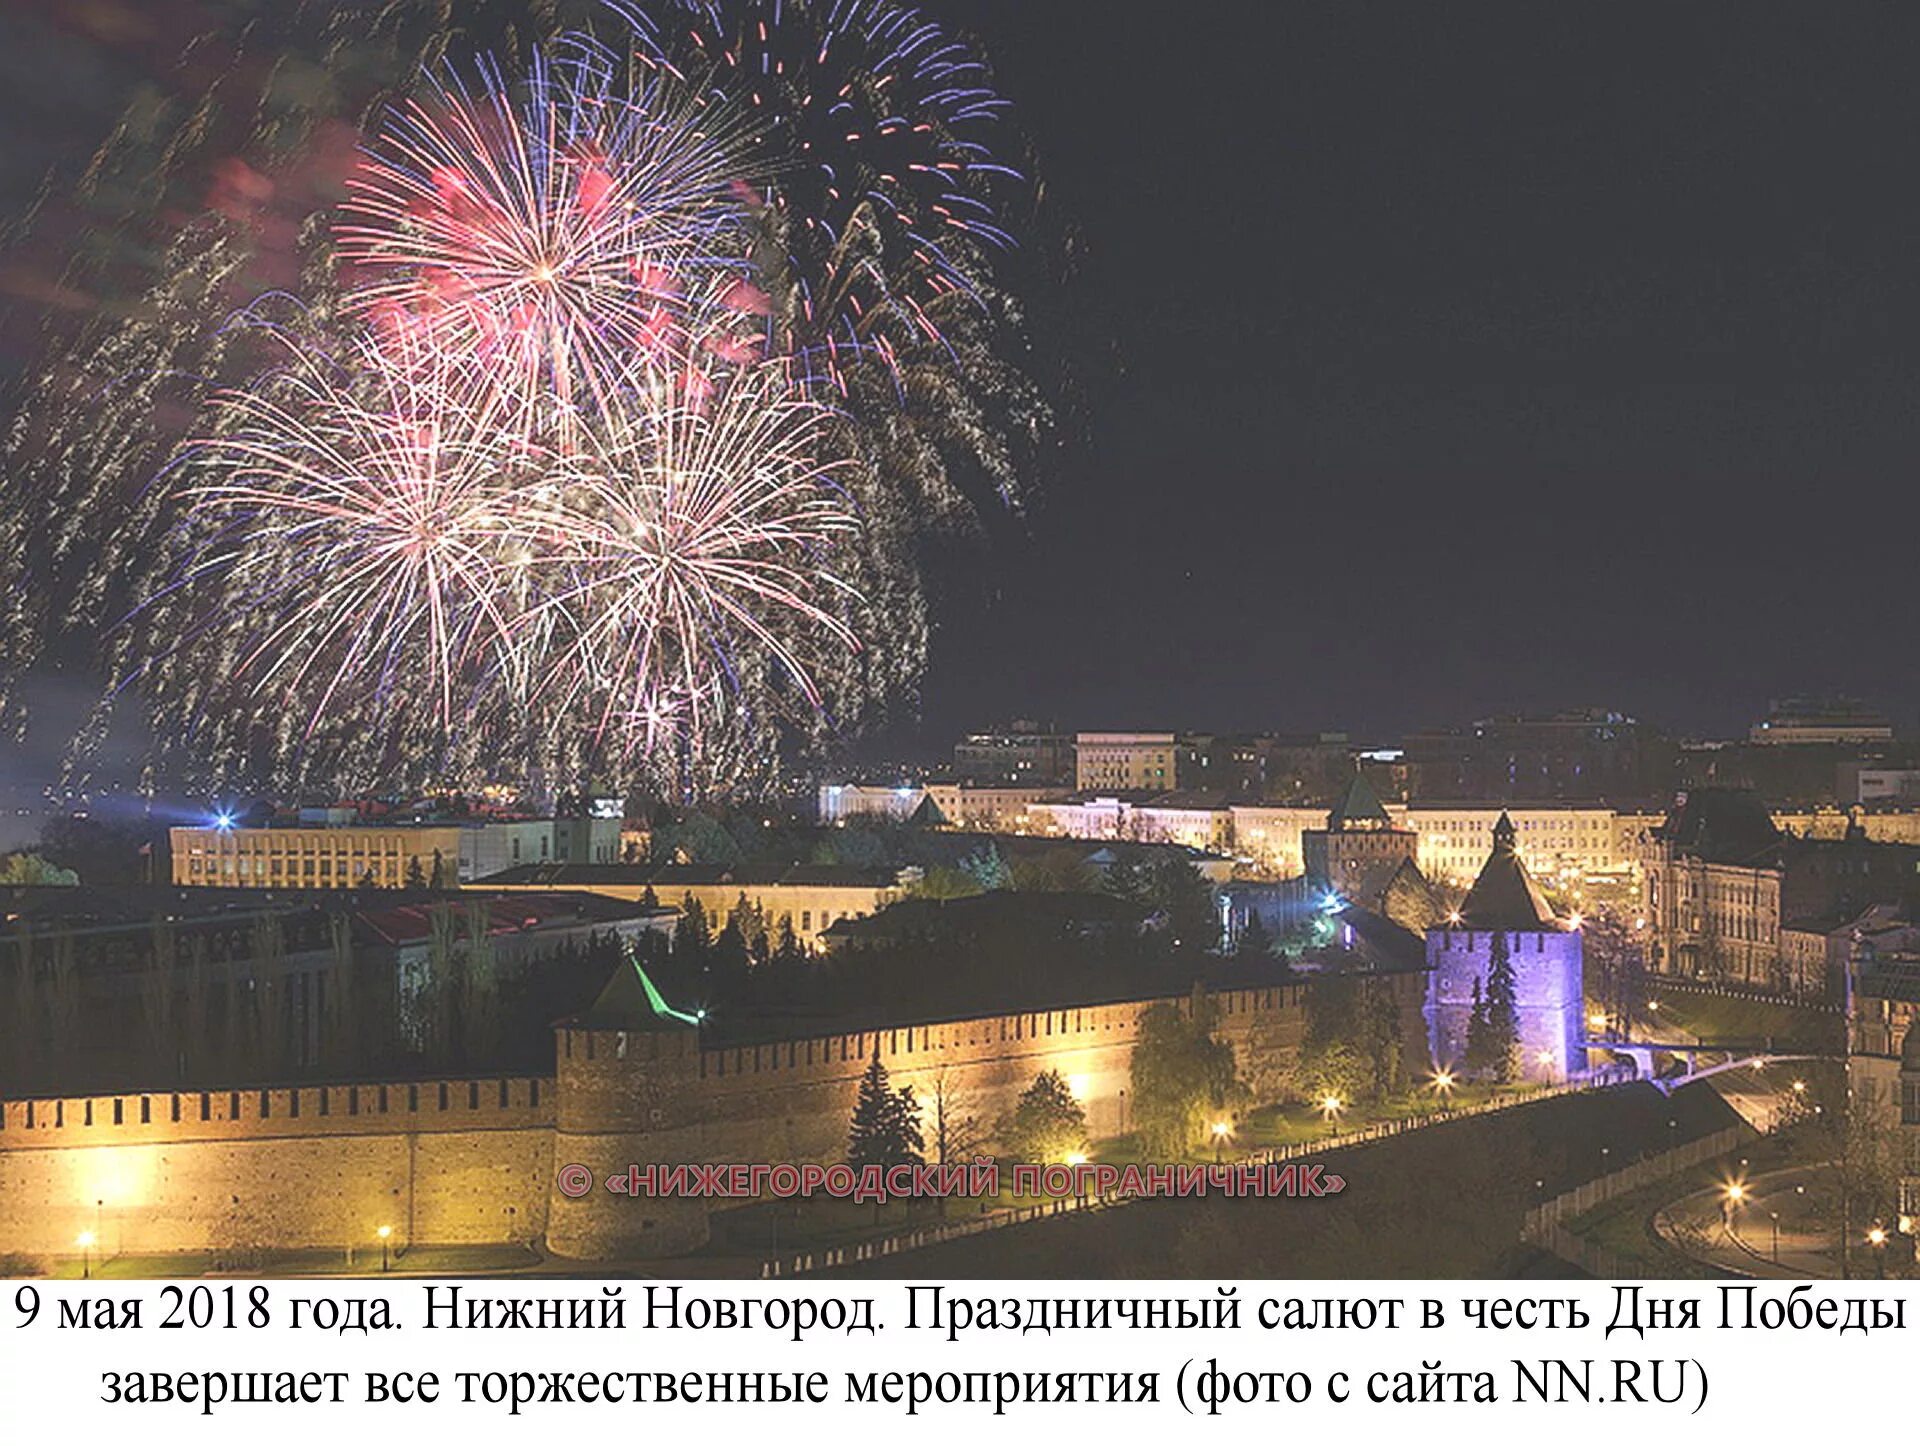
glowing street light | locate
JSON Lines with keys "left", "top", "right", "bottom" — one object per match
{"left": 1065, "top": 1152, "right": 1088, "bottom": 1167}
{"left": 1318, "top": 1094, "right": 1345, "bottom": 1127}
{"left": 1868, "top": 1224, "right": 1890, "bottom": 1279}
{"left": 1210, "top": 1120, "right": 1232, "bottom": 1163}
{"left": 376, "top": 1224, "right": 393, "bottom": 1273}
{"left": 1791, "top": 1080, "right": 1806, "bottom": 1094}
{"left": 1430, "top": 1069, "right": 1456, "bottom": 1098}
{"left": 76, "top": 1230, "right": 96, "bottom": 1281}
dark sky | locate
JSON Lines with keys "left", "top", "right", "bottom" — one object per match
{"left": 920, "top": 1, "right": 1920, "bottom": 746}
{"left": 6, "top": 2, "right": 1920, "bottom": 768}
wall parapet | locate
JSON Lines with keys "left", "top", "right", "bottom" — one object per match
{"left": 0, "top": 1076, "right": 553, "bottom": 1151}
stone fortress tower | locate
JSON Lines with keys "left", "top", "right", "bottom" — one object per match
{"left": 1425, "top": 812, "right": 1584, "bottom": 1082}
{"left": 546, "top": 954, "right": 711, "bottom": 1260}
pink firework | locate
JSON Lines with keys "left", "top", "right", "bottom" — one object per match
{"left": 337, "top": 35, "right": 760, "bottom": 429}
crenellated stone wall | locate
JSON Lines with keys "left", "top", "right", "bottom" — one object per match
{"left": 0, "top": 973, "right": 1429, "bottom": 1264}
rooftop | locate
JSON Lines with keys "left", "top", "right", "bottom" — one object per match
{"left": 1455, "top": 813, "right": 1563, "bottom": 931}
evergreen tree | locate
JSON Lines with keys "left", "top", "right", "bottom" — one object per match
{"left": 405, "top": 855, "right": 428, "bottom": 890}
{"left": 1484, "top": 929, "right": 1520, "bottom": 1084}
{"left": 958, "top": 843, "right": 1013, "bottom": 893}
{"left": 1463, "top": 976, "right": 1491, "bottom": 1077}
{"left": 1149, "top": 857, "right": 1219, "bottom": 951}
{"left": 1101, "top": 857, "right": 1152, "bottom": 908}
{"left": 428, "top": 849, "right": 448, "bottom": 890}
{"left": 847, "top": 1051, "right": 924, "bottom": 1216}
{"left": 676, "top": 894, "right": 712, "bottom": 963}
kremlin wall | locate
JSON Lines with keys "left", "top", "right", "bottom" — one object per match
{"left": 0, "top": 971, "right": 1428, "bottom": 1264}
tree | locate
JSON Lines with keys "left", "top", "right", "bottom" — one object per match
{"left": 1297, "top": 974, "right": 1402, "bottom": 1104}
{"left": 1012, "top": 848, "right": 1095, "bottom": 893}
{"left": 996, "top": 1069, "right": 1089, "bottom": 1164}
{"left": 1463, "top": 977, "right": 1492, "bottom": 1077}
{"left": 428, "top": 849, "right": 448, "bottom": 890}
{"left": 462, "top": 899, "right": 501, "bottom": 1065}
{"left": 928, "top": 1065, "right": 985, "bottom": 1218}
{"left": 1483, "top": 929, "right": 1519, "bottom": 1084}
{"left": 927, "top": 1065, "right": 984, "bottom": 1167}
{"left": 907, "top": 865, "right": 984, "bottom": 900}
{"left": 1148, "top": 857, "right": 1218, "bottom": 951}
{"left": 675, "top": 894, "right": 712, "bottom": 964}
{"left": 1129, "top": 984, "right": 1245, "bottom": 1157}
{"left": 1585, "top": 906, "right": 1650, "bottom": 1024}
{"left": 958, "top": 843, "right": 1013, "bottom": 893}
{"left": 0, "top": 853, "right": 78, "bottom": 886}
{"left": 1363, "top": 978, "right": 1407, "bottom": 1096}
{"left": 847, "top": 1051, "right": 924, "bottom": 1218}
{"left": 404, "top": 855, "right": 428, "bottom": 890}
{"left": 1100, "top": 856, "right": 1152, "bottom": 908}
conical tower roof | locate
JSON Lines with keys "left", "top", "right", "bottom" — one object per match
{"left": 1326, "top": 772, "right": 1393, "bottom": 831}
{"left": 571, "top": 945, "right": 702, "bottom": 1030}
{"left": 1457, "top": 812, "right": 1560, "bottom": 930}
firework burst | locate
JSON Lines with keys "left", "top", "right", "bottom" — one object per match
{"left": 338, "top": 33, "right": 760, "bottom": 431}
{"left": 168, "top": 324, "right": 540, "bottom": 737}
{"left": 529, "top": 360, "right": 860, "bottom": 754}
{"left": 2, "top": 1, "right": 1040, "bottom": 798}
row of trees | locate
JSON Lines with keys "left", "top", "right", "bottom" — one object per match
{"left": 842, "top": 982, "right": 1251, "bottom": 1188}
{"left": 1295, "top": 972, "right": 1410, "bottom": 1102}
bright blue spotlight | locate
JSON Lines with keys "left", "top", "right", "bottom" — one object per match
{"left": 212, "top": 812, "right": 235, "bottom": 832}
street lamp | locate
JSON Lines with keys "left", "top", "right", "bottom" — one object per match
{"left": 76, "top": 1230, "right": 95, "bottom": 1281}
{"left": 1868, "top": 1224, "right": 1889, "bottom": 1279}
{"left": 1722, "top": 1181, "right": 1747, "bottom": 1238}
{"left": 1430, "top": 1069, "right": 1456, "bottom": 1101}
{"left": 377, "top": 1224, "right": 393, "bottom": 1273}
{"left": 1768, "top": 1210, "right": 1780, "bottom": 1263}
{"left": 1211, "top": 1120, "right": 1231, "bottom": 1163}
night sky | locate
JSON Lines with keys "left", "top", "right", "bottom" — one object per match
{"left": 5, "top": 2, "right": 1920, "bottom": 771}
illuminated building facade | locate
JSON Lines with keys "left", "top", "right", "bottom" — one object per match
{"left": 1074, "top": 732, "right": 1180, "bottom": 792}
{"left": 170, "top": 817, "right": 620, "bottom": 889}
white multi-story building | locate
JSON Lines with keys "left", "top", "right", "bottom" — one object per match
{"left": 171, "top": 816, "right": 620, "bottom": 889}
{"left": 1392, "top": 802, "right": 1624, "bottom": 888}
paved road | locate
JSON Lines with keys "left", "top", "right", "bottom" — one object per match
{"left": 1655, "top": 1164, "right": 1840, "bottom": 1277}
